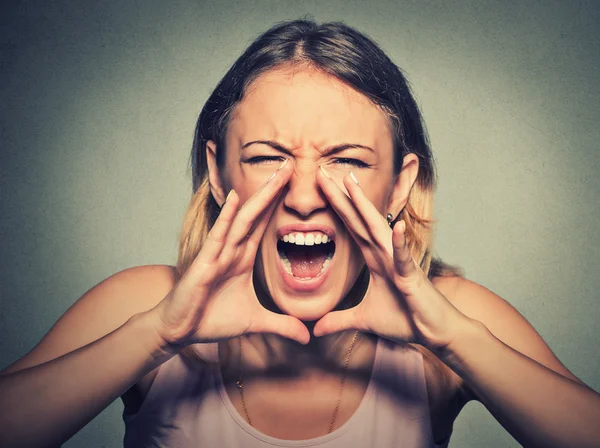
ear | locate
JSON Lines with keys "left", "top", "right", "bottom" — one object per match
{"left": 386, "top": 153, "right": 419, "bottom": 220}
{"left": 206, "top": 140, "right": 227, "bottom": 207}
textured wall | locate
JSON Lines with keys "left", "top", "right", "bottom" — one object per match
{"left": 1, "top": 1, "right": 598, "bottom": 447}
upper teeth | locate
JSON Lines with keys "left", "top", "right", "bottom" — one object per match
{"left": 281, "top": 232, "right": 330, "bottom": 246}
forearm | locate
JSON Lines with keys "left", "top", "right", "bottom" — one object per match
{"left": 437, "top": 321, "right": 600, "bottom": 448}
{"left": 0, "top": 310, "right": 175, "bottom": 447}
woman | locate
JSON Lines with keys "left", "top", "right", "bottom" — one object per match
{"left": 1, "top": 19, "right": 599, "bottom": 448}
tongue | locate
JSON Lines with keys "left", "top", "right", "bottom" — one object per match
{"left": 286, "top": 246, "right": 328, "bottom": 278}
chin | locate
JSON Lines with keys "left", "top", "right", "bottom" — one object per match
{"left": 270, "top": 293, "right": 342, "bottom": 322}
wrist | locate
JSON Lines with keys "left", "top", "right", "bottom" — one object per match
{"left": 430, "top": 317, "right": 489, "bottom": 367}
{"left": 129, "top": 310, "right": 184, "bottom": 360}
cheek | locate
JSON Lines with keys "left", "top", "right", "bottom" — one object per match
{"left": 361, "top": 185, "right": 389, "bottom": 215}
{"left": 330, "top": 169, "right": 391, "bottom": 213}
{"left": 223, "top": 160, "right": 268, "bottom": 199}
{"left": 231, "top": 176, "right": 264, "bottom": 203}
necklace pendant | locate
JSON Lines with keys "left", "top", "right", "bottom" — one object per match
{"left": 236, "top": 380, "right": 243, "bottom": 389}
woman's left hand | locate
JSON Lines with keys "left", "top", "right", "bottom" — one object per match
{"left": 313, "top": 167, "right": 476, "bottom": 353}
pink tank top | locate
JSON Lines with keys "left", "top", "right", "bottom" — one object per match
{"left": 123, "top": 336, "right": 452, "bottom": 447}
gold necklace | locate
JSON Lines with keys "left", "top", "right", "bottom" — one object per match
{"left": 236, "top": 330, "right": 360, "bottom": 434}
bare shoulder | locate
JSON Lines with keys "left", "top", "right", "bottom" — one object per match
{"left": 1, "top": 264, "right": 178, "bottom": 375}
{"left": 429, "top": 275, "right": 586, "bottom": 404}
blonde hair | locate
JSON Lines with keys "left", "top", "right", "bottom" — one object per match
{"left": 175, "top": 19, "right": 465, "bottom": 386}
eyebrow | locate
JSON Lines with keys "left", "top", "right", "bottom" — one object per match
{"left": 241, "top": 140, "right": 375, "bottom": 155}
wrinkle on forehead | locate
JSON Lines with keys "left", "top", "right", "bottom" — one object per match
{"left": 227, "top": 66, "right": 393, "bottom": 156}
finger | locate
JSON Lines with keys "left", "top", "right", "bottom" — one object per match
{"left": 342, "top": 172, "right": 393, "bottom": 254}
{"left": 316, "top": 166, "right": 372, "bottom": 247}
{"left": 245, "top": 187, "right": 283, "bottom": 250}
{"left": 312, "top": 307, "right": 364, "bottom": 337}
{"left": 226, "top": 159, "right": 292, "bottom": 246}
{"left": 242, "top": 193, "right": 283, "bottom": 267}
{"left": 249, "top": 309, "right": 311, "bottom": 345}
{"left": 392, "top": 220, "right": 417, "bottom": 277}
{"left": 194, "top": 190, "right": 240, "bottom": 264}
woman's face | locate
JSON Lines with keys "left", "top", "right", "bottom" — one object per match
{"left": 211, "top": 66, "right": 401, "bottom": 322}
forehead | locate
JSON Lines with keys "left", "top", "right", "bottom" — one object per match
{"left": 227, "top": 66, "right": 392, "bottom": 151}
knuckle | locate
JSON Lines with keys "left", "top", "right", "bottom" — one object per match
{"left": 220, "top": 249, "right": 236, "bottom": 266}
{"left": 244, "top": 238, "right": 258, "bottom": 253}
{"left": 235, "top": 212, "right": 253, "bottom": 229}
{"left": 207, "top": 230, "right": 226, "bottom": 244}
{"left": 353, "top": 231, "right": 371, "bottom": 246}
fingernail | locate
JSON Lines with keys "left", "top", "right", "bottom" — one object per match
{"left": 349, "top": 171, "right": 359, "bottom": 185}
{"left": 225, "top": 189, "right": 234, "bottom": 203}
{"left": 267, "top": 171, "right": 276, "bottom": 183}
{"left": 277, "top": 158, "right": 288, "bottom": 170}
{"left": 319, "top": 165, "right": 331, "bottom": 179}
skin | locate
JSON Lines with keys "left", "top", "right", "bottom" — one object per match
{"left": 1, "top": 63, "right": 596, "bottom": 447}
{"left": 205, "top": 65, "right": 420, "bottom": 377}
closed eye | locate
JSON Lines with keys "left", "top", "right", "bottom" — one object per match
{"left": 242, "top": 156, "right": 283, "bottom": 165}
{"left": 333, "top": 158, "right": 370, "bottom": 168}
{"left": 243, "top": 156, "right": 370, "bottom": 168}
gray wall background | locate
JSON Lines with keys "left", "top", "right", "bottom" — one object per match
{"left": 1, "top": 1, "right": 599, "bottom": 447}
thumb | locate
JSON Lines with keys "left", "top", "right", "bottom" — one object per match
{"left": 249, "top": 310, "right": 311, "bottom": 345}
{"left": 313, "top": 308, "right": 362, "bottom": 337}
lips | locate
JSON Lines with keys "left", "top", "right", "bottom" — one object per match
{"left": 273, "top": 222, "right": 337, "bottom": 292}
{"left": 275, "top": 241, "right": 335, "bottom": 292}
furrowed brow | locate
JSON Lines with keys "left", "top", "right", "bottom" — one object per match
{"left": 241, "top": 140, "right": 374, "bottom": 155}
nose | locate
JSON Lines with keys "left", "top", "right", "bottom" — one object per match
{"left": 282, "top": 164, "right": 329, "bottom": 217}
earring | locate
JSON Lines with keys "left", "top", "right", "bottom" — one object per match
{"left": 387, "top": 209, "right": 405, "bottom": 229}
{"left": 386, "top": 213, "right": 394, "bottom": 229}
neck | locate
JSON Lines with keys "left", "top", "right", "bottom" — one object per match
{"left": 238, "top": 306, "right": 370, "bottom": 380}
{"left": 246, "top": 326, "right": 359, "bottom": 374}
{"left": 223, "top": 265, "right": 372, "bottom": 379}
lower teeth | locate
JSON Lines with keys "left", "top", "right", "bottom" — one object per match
{"left": 279, "top": 252, "right": 333, "bottom": 279}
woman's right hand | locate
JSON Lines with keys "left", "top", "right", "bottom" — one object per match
{"left": 151, "top": 159, "right": 310, "bottom": 351}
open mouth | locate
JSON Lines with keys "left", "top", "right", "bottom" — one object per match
{"left": 277, "top": 236, "right": 335, "bottom": 280}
